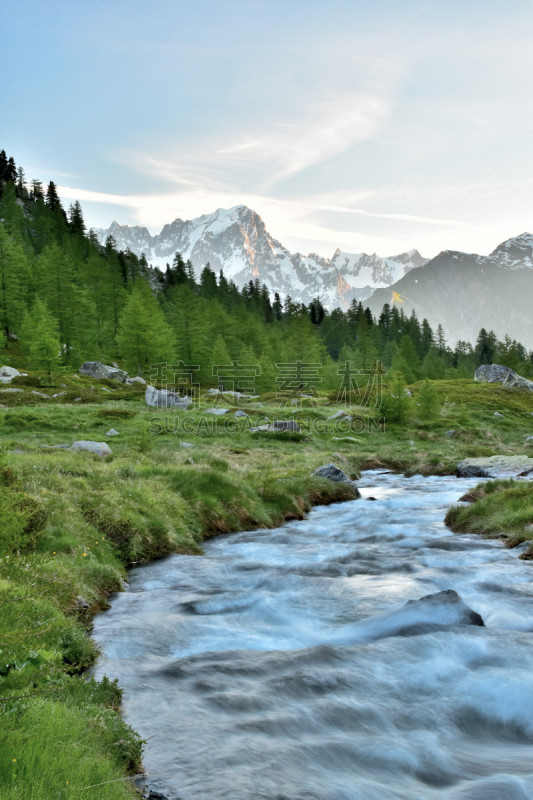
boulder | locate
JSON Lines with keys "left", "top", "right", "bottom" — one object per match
{"left": 145, "top": 385, "right": 192, "bottom": 409}
{"left": 234, "top": 410, "right": 248, "bottom": 418}
{"left": 71, "top": 441, "right": 112, "bottom": 458}
{"left": 126, "top": 376, "right": 146, "bottom": 385}
{"left": 494, "top": 411, "right": 504, "bottom": 418}
{"left": 205, "top": 408, "right": 229, "bottom": 416}
{"left": 106, "top": 428, "right": 120, "bottom": 436}
{"left": 271, "top": 420, "right": 300, "bottom": 432}
{"left": 457, "top": 455, "right": 533, "bottom": 479}
{"left": 445, "top": 429, "right": 456, "bottom": 438}
{"left": 0, "top": 387, "right": 23, "bottom": 393}
{"left": 404, "top": 589, "right": 484, "bottom": 627}
{"left": 474, "top": 364, "right": 533, "bottom": 392}
{"left": 205, "top": 388, "right": 258, "bottom": 400}
{"left": 328, "top": 410, "right": 353, "bottom": 421}
{"left": 313, "top": 463, "right": 361, "bottom": 497}
{"left": 79, "top": 361, "right": 128, "bottom": 382}
{"left": 0, "top": 366, "right": 20, "bottom": 379}
{"left": 250, "top": 419, "right": 300, "bottom": 433}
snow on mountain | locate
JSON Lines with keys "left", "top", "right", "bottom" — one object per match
{"left": 366, "top": 233, "right": 533, "bottom": 348}
{"left": 95, "top": 205, "right": 426, "bottom": 309}
{"left": 489, "top": 232, "right": 533, "bottom": 268}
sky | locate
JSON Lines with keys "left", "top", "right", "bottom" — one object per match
{"left": 3, "top": 0, "right": 533, "bottom": 259}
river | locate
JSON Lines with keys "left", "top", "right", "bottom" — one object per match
{"left": 93, "top": 471, "right": 533, "bottom": 800}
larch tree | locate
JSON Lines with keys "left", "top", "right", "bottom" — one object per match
{"left": 20, "top": 299, "right": 60, "bottom": 379}
{"left": 116, "top": 280, "right": 175, "bottom": 376}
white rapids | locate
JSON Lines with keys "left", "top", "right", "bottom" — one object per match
{"left": 92, "top": 471, "right": 533, "bottom": 800}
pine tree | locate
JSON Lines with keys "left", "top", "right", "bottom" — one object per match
{"left": 20, "top": 299, "right": 60, "bottom": 379}
{"left": 200, "top": 264, "right": 217, "bottom": 297}
{"left": 46, "top": 181, "right": 61, "bottom": 211}
{"left": 0, "top": 224, "right": 31, "bottom": 340}
{"left": 68, "top": 201, "right": 86, "bottom": 235}
{"left": 417, "top": 378, "right": 440, "bottom": 421}
{"left": 116, "top": 281, "right": 175, "bottom": 376}
{"left": 210, "top": 335, "right": 232, "bottom": 388}
{"left": 381, "top": 370, "right": 411, "bottom": 424}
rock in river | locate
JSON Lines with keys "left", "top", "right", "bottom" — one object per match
{"left": 457, "top": 455, "right": 533, "bottom": 479}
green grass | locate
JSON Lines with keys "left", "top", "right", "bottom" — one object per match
{"left": 445, "top": 479, "right": 533, "bottom": 553}
{"left": 0, "top": 373, "right": 532, "bottom": 798}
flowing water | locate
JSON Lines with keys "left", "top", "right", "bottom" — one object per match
{"left": 93, "top": 472, "right": 533, "bottom": 800}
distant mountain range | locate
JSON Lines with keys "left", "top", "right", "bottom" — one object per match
{"left": 367, "top": 233, "right": 533, "bottom": 347}
{"left": 95, "top": 209, "right": 533, "bottom": 348}
{"left": 95, "top": 205, "right": 426, "bottom": 308}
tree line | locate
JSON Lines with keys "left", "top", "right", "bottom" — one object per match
{"left": 1, "top": 148, "right": 531, "bottom": 387}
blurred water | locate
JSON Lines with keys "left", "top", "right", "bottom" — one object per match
{"left": 93, "top": 471, "right": 533, "bottom": 799}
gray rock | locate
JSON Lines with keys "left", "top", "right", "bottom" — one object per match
{"left": 75, "top": 595, "right": 89, "bottom": 610}
{"left": 0, "top": 366, "right": 20, "bottom": 379}
{"left": 52, "top": 391, "right": 66, "bottom": 398}
{"left": 494, "top": 411, "right": 504, "bottom": 417}
{"left": 105, "top": 428, "right": 120, "bottom": 436}
{"left": 205, "top": 408, "right": 229, "bottom": 416}
{"left": 73, "top": 397, "right": 82, "bottom": 402}
{"left": 313, "top": 463, "right": 361, "bottom": 497}
{"left": 79, "top": 361, "right": 128, "bottom": 382}
{"left": 234, "top": 410, "right": 248, "bottom": 418}
{"left": 71, "top": 440, "right": 112, "bottom": 458}
{"left": 32, "top": 391, "right": 51, "bottom": 399}
{"left": 403, "top": 589, "right": 484, "bottom": 628}
{"left": 126, "top": 376, "right": 146, "bottom": 385}
{"left": 145, "top": 385, "right": 192, "bottom": 409}
{"left": 526, "top": 436, "right": 533, "bottom": 442}
{"left": 249, "top": 420, "right": 301, "bottom": 433}
{"left": 445, "top": 429, "right": 456, "bottom": 438}
{"left": 332, "top": 436, "right": 362, "bottom": 443}
{"left": 0, "top": 387, "right": 24, "bottom": 393}
{"left": 180, "top": 442, "right": 194, "bottom": 448}
{"left": 475, "top": 364, "right": 533, "bottom": 392}
{"left": 271, "top": 420, "right": 300, "bottom": 432}
{"left": 314, "top": 463, "right": 352, "bottom": 483}
{"left": 101, "top": 387, "right": 111, "bottom": 392}
{"left": 457, "top": 455, "right": 533, "bottom": 479}
{"left": 328, "top": 410, "right": 353, "bottom": 421}
{"left": 206, "top": 388, "right": 258, "bottom": 400}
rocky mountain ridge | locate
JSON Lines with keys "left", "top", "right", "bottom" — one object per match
{"left": 95, "top": 205, "right": 426, "bottom": 309}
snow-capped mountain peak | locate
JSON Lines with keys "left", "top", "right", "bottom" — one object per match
{"left": 95, "top": 206, "right": 427, "bottom": 308}
{"left": 490, "top": 232, "right": 533, "bottom": 268}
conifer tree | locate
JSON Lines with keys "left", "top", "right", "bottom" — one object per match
{"left": 116, "top": 280, "right": 175, "bottom": 376}
{"left": 381, "top": 370, "right": 411, "bottom": 424}
{"left": 20, "top": 299, "right": 60, "bottom": 379}
{"left": 0, "top": 224, "right": 31, "bottom": 340}
{"left": 210, "top": 335, "right": 232, "bottom": 388}
{"left": 418, "top": 378, "right": 440, "bottom": 420}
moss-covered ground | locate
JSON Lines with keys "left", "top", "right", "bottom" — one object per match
{"left": 1, "top": 373, "right": 532, "bottom": 798}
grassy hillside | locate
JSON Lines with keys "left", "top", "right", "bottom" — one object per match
{"left": 1, "top": 373, "right": 532, "bottom": 798}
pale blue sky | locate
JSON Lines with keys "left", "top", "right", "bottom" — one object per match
{"left": 3, "top": 0, "right": 533, "bottom": 258}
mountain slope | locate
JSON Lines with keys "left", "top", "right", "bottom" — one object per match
{"left": 367, "top": 235, "right": 533, "bottom": 347}
{"left": 95, "top": 206, "right": 424, "bottom": 309}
